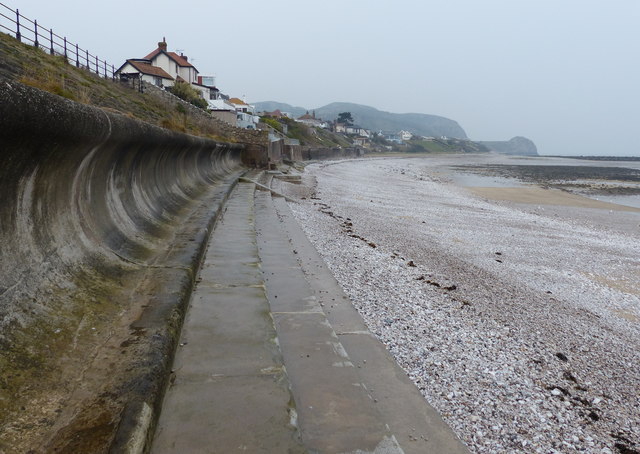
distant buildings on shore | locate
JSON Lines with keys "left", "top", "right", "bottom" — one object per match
{"left": 113, "top": 38, "right": 431, "bottom": 145}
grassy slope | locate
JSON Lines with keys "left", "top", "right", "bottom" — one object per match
{"left": 0, "top": 33, "right": 351, "bottom": 148}
{"left": 0, "top": 32, "right": 229, "bottom": 141}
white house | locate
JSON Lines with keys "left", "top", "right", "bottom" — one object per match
{"left": 142, "top": 39, "right": 198, "bottom": 83}
{"left": 115, "top": 59, "right": 174, "bottom": 87}
{"left": 208, "top": 98, "right": 236, "bottom": 111}
{"left": 228, "top": 97, "right": 260, "bottom": 129}
{"left": 346, "top": 125, "right": 371, "bottom": 138}
{"left": 399, "top": 130, "right": 413, "bottom": 141}
{"left": 115, "top": 38, "right": 201, "bottom": 91}
{"left": 207, "top": 98, "right": 237, "bottom": 126}
{"left": 383, "top": 132, "right": 403, "bottom": 144}
{"left": 194, "top": 75, "right": 220, "bottom": 100}
{"left": 297, "top": 112, "right": 328, "bottom": 129}
{"left": 334, "top": 123, "right": 347, "bottom": 133}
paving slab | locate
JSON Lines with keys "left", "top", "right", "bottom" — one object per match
{"left": 152, "top": 374, "right": 301, "bottom": 454}
{"left": 171, "top": 286, "right": 281, "bottom": 380}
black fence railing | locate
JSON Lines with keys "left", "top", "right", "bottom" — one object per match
{"left": 0, "top": 2, "right": 116, "bottom": 79}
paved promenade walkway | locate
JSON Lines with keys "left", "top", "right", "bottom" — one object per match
{"left": 151, "top": 174, "right": 468, "bottom": 453}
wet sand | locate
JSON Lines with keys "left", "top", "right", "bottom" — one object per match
{"left": 469, "top": 186, "right": 640, "bottom": 212}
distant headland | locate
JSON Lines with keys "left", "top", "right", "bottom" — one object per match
{"left": 255, "top": 101, "right": 538, "bottom": 156}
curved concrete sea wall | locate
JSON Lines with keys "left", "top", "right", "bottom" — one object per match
{"left": 0, "top": 82, "right": 244, "bottom": 452}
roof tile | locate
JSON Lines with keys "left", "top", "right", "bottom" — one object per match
{"left": 126, "top": 60, "right": 174, "bottom": 79}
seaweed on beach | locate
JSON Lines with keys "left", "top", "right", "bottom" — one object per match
{"left": 454, "top": 165, "right": 640, "bottom": 183}
{"left": 453, "top": 164, "right": 640, "bottom": 195}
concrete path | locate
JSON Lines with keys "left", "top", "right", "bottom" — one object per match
{"left": 151, "top": 174, "right": 469, "bottom": 453}
{"left": 151, "top": 180, "right": 304, "bottom": 453}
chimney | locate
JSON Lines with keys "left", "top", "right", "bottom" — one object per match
{"left": 181, "top": 53, "right": 188, "bottom": 62}
{"left": 158, "top": 37, "right": 167, "bottom": 51}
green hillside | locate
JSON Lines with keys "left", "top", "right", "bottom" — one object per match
{"left": 254, "top": 101, "right": 468, "bottom": 139}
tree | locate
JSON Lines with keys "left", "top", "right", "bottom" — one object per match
{"left": 337, "top": 112, "right": 354, "bottom": 125}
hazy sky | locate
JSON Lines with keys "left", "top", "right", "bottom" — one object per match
{"left": 8, "top": 0, "right": 640, "bottom": 155}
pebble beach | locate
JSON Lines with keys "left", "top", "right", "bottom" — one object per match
{"left": 281, "top": 155, "right": 640, "bottom": 454}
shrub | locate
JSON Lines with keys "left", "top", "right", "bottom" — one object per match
{"left": 260, "top": 117, "right": 282, "bottom": 132}
{"left": 168, "top": 82, "right": 208, "bottom": 109}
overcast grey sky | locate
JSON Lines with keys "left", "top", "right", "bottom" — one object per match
{"left": 9, "top": 0, "right": 640, "bottom": 155}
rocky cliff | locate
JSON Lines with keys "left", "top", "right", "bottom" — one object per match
{"left": 479, "top": 136, "right": 539, "bottom": 156}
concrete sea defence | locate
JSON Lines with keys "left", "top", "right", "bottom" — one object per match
{"left": 0, "top": 81, "right": 244, "bottom": 452}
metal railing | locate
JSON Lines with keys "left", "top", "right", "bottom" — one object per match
{"left": 0, "top": 2, "right": 116, "bottom": 79}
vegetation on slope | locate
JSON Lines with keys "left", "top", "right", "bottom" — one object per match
{"left": 404, "top": 137, "right": 490, "bottom": 154}
{"left": 168, "top": 81, "right": 208, "bottom": 109}
{"left": 260, "top": 115, "right": 352, "bottom": 148}
{"left": 0, "top": 32, "right": 228, "bottom": 141}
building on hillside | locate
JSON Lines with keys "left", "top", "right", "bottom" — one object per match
{"left": 143, "top": 38, "right": 198, "bottom": 83}
{"left": 297, "top": 111, "right": 328, "bottom": 129}
{"left": 115, "top": 38, "right": 202, "bottom": 92}
{"left": 208, "top": 98, "right": 237, "bottom": 126}
{"left": 333, "top": 122, "right": 370, "bottom": 137}
{"left": 228, "top": 97, "right": 255, "bottom": 114}
{"left": 115, "top": 59, "right": 174, "bottom": 87}
{"left": 346, "top": 125, "right": 371, "bottom": 138}
{"left": 228, "top": 97, "right": 260, "bottom": 129}
{"left": 382, "top": 132, "right": 403, "bottom": 144}
{"left": 194, "top": 75, "right": 220, "bottom": 101}
{"left": 399, "top": 130, "right": 413, "bottom": 141}
{"left": 262, "top": 109, "right": 286, "bottom": 118}
{"left": 333, "top": 122, "right": 347, "bottom": 133}
{"left": 353, "top": 137, "right": 369, "bottom": 147}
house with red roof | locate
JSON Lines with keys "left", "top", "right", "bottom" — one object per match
{"left": 297, "top": 111, "right": 328, "bottom": 129}
{"left": 141, "top": 38, "right": 198, "bottom": 84}
{"left": 116, "top": 38, "right": 212, "bottom": 98}
{"left": 115, "top": 57, "right": 175, "bottom": 87}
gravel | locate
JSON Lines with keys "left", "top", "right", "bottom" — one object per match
{"left": 282, "top": 156, "right": 640, "bottom": 454}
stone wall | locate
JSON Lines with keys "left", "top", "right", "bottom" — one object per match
{"left": 210, "top": 110, "right": 238, "bottom": 126}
